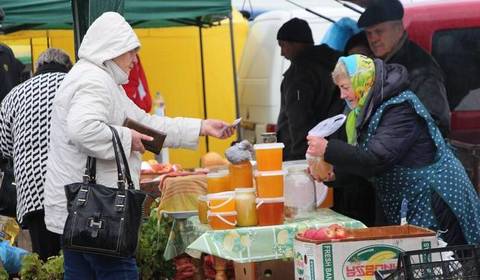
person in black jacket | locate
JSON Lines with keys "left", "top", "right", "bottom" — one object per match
{"left": 307, "top": 54, "right": 480, "bottom": 246}
{"left": 276, "top": 18, "right": 344, "bottom": 161}
{"left": 0, "top": 43, "right": 26, "bottom": 218}
{"left": 330, "top": 31, "right": 376, "bottom": 226}
{"left": 358, "top": 0, "right": 451, "bottom": 136}
{"left": 0, "top": 43, "right": 25, "bottom": 101}
{"left": 0, "top": 48, "right": 72, "bottom": 261}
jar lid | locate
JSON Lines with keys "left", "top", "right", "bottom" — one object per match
{"left": 253, "top": 143, "right": 285, "bottom": 150}
{"left": 254, "top": 170, "right": 286, "bottom": 177}
{"left": 207, "top": 210, "right": 237, "bottom": 217}
{"left": 286, "top": 164, "right": 308, "bottom": 173}
{"left": 207, "top": 172, "right": 228, "bottom": 178}
{"left": 207, "top": 191, "right": 235, "bottom": 199}
{"left": 256, "top": 197, "right": 284, "bottom": 203}
{"left": 235, "top": 187, "right": 256, "bottom": 193}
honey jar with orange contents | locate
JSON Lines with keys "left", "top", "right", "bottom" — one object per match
{"left": 208, "top": 211, "right": 237, "bottom": 230}
{"left": 207, "top": 171, "right": 230, "bottom": 193}
{"left": 256, "top": 197, "right": 285, "bottom": 226}
{"left": 198, "top": 195, "right": 208, "bottom": 224}
{"left": 229, "top": 160, "right": 253, "bottom": 189}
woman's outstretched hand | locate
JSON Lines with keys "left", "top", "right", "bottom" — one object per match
{"left": 200, "top": 119, "right": 235, "bottom": 139}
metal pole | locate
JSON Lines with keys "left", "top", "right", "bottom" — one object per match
{"left": 228, "top": 13, "right": 242, "bottom": 140}
{"left": 285, "top": 0, "right": 335, "bottom": 23}
{"left": 71, "top": 0, "right": 82, "bottom": 60}
{"left": 333, "top": 0, "right": 363, "bottom": 14}
{"left": 198, "top": 25, "right": 210, "bottom": 152}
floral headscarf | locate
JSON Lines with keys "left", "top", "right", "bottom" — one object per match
{"left": 338, "top": 54, "right": 375, "bottom": 145}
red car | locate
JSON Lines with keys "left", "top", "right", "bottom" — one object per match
{"left": 404, "top": 0, "right": 480, "bottom": 113}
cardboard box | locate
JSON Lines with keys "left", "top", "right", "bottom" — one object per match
{"left": 294, "top": 225, "right": 438, "bottom": 280}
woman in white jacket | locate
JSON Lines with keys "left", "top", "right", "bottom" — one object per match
{"left": 43, "top": 12, "right": 233, "bottom": 279}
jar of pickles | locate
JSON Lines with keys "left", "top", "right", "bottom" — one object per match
{"left": 229, "top": 160, "right": 253, "bottom": 189}
{"left": 235, "top": 188, "right": 257, "bottom": 226}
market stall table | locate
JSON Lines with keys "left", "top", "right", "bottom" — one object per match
{"left": 162, "top": 208, "right": 366, "bottom": 279}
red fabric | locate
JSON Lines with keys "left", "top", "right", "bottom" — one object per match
{"left": 122, "top": 55, "right": 152, "bottom": 112}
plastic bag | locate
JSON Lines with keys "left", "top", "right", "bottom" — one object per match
{"left": 0, "top": 240, "right": 27, "bottom": 274}
{"left": 308, "top": 114, "right": 346, "bottom": 137}
{"left": 0, "top": 215, "right": 20, "bottom": 245}
{"left": 321, "top": 17, "right": 361, "bottom": 51}
{"left": 225, "top": 140, "right": 253, "bottom": 164}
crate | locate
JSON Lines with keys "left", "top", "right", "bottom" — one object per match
{"left": 380, "top": 244, "right": 480, "bottom": 280}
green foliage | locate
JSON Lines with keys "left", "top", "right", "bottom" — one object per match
{"left": 0, "top": 265, "right": 8, "bottom": 280}
{"left": 20, "top": 253, "right": 64, "bottom": 280}
{"left": 137, "top": 205, "right": 176, "bottom": 279}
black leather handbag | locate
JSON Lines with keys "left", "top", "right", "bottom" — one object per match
{"left": 62, "top": 126, "right": 146, "bottom": 258}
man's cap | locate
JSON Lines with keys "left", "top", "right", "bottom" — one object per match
{"left": 277, "top": 18, "right": 314, "bottom": 44}
{"left": 357, "top": 0, "right": 404, "bottom": 28}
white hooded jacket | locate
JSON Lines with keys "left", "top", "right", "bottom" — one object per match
{"left": 44, "top": 12, "right": 201, "bottom": 234}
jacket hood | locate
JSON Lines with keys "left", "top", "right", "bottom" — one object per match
{"left": 357, "top": 59, "right": 409, "bottom": 128}
{"left": 295, "top": 44, "right": 341, "bottom": 70}
{"left": 78, "top": 12, "right": 140, "bottom": 66}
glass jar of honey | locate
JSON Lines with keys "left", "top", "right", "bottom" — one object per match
{"left": 256, "top": 197, "right": 285, "bottom": 226}
{"left": 305, "top": 154, "right": 333, "bottom": 182}
{"left": 229, "top": 160, "right": 253, "bottom": 189}
{"left": 198, "top": 195, "right": 208, "bottom": 224}
{"left": 235, "top": 188, "right": 257, "bottom": 226}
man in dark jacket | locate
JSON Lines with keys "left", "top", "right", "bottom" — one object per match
{"left": 0, "top": 43, "right": 25, "bottom": 101}
{"left": 0, "top": 43, "right": 25, "bottom": 218}
{"left": 358, "top": 0, "right": 451, "bottom": 135}
{"left": 276, "top": 18, "right": 343, "bottom": 161}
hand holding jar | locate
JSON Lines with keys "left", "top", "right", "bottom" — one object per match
{"left": 306, "top": 135, "right": 334, "bottom": 182}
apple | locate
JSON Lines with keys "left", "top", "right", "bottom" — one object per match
{"left": 312, "top": 228, "right": 335, "bottom": 241}
{"left": 302, "top": 229, "right": 317, "bottom": 239}
{"left": 334, "top": 227, "right": 347, "bottom": 239}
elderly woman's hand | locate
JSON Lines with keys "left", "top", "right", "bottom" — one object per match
{"left": 130, "top": 129, "right": 153, "bottom": 153}
{"left": 200, "top": 119, "right": 235, "bottom": 139}
{"left": 306, "top": 135, "right": 328, "bottom": 157}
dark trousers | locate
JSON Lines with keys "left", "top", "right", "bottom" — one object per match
{"left": 63, "top": 249, "right": 138, "bottom": 280}
{"left": 22, "top": 210, "right": 61, "bottom": 261}
{"left": 431, "top": 191, "right": 467, "bottom": 246}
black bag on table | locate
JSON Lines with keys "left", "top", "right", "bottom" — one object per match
{"left": 62, "top": 126, "right": 146, "bottom": 258}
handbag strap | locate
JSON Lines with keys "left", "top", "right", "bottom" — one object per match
{"left": 109, "top": 126, "right": 134, "bottom": 190}
{"left": 82, "top": 126, "right": 134, "bottom": 191}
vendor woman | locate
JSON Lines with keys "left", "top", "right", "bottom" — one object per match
{"left": 307, "top": 54, "right": 480, "bottom": 245}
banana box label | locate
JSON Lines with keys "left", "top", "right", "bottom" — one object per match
{"left": 342, "top": 245, "right": 401, "bottom": 279}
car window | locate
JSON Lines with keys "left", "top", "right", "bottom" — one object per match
{"left": 432, "top": 28, "right": 480, "bottom": 111}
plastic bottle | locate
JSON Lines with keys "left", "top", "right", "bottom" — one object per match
{"left": 153, "top": 92, "right": 169, "bottom": 163}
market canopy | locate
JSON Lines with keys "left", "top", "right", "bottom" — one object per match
{"left": 0, "top": 0, "right": 232, "bottom": 33}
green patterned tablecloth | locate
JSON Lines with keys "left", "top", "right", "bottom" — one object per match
{"left": 163, "top": 208, "right": 365, "bottom": 263}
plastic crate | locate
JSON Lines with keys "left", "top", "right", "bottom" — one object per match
{"left": 379, "top": 245, "right": 480, "bottom": 280}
